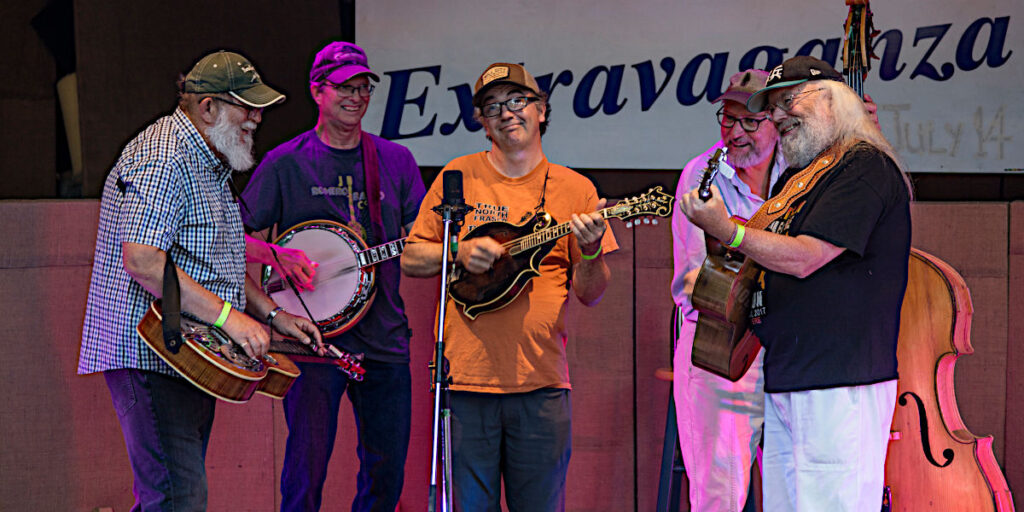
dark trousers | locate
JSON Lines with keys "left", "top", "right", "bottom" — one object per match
{"left": 280, "top": 359, "right": 412, "bottom": 512}
{"left": 450, "top": 388, "right": 572, "bottom": 512}
{"left": 104, "top": 368, "right": 216, "bottom": 512}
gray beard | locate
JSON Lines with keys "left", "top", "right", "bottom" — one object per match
{"left": 729, "top": 142, "right": 774, "bottom": 169}
{"left": 780, "top": 112, "right": 835, "bottom": 169}
{"left": 206, "top": 111, "right": 256, "bottom": 171}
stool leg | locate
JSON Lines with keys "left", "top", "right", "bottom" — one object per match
{"left": 657, "top": 392, "right": 685, "bottom": 512}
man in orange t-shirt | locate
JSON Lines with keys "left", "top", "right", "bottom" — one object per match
{"left": 402, "top": 62, "right": 617, "bottom": 511}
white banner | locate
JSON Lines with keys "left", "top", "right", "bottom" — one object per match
{"left": 358, "top": 0, "right": 1021, "bottom": 173}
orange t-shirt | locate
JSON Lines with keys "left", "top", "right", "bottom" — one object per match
{"left": 406, "top": 152, "right": 618, "bottom": 393}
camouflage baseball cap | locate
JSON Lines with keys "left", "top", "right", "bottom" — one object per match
{"left": 713, "top": 69, "right": 770, "bottom": 105}
{"left": 183, "top": 50, "right": 285, "bottom": 108}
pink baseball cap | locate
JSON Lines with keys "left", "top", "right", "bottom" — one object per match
{"left": 309, "top": 42, "right": 380, "bottom": 84}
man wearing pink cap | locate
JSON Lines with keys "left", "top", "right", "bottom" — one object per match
{"left": 670, "top": 68, "right": 784, "bottom": 511}
{"left": 241, "top": 42, "right": 425, "bottom": 512}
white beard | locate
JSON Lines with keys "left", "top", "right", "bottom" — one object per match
{"left": 780, "top": 110, "right": 836, "bottom": 169}
{"left": 206, "top": 109, "right": 256, "bottom": 171}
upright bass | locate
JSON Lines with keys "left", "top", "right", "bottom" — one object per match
{"left": 884, "top": 249, "right": 1014, "bottom": 510}
{"left": 839, "top": 1, "right": 1016, "bottom": 509}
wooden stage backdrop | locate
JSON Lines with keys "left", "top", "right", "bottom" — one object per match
{"left": 0, "top": 199, "right": 1019, "bottom": 511}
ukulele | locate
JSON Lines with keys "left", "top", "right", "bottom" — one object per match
{"left": 688, "top": 148, "right": 764, "bottom": 381}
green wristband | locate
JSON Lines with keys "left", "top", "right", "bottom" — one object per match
{"left": 213, "top": 301, "right": 232, "bottom": 328}
{"left": 727, "top": 225, "right": 746, "bottom": 249}
{"left": 580, "top": 247, "right": 603, "bottom": 260}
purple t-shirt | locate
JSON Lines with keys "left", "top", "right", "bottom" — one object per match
{"left": 241, "top": 130, "right": 425, "bottom": 363}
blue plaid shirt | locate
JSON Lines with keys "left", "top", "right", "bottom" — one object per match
{"left": 79, "top": 108, "right": 246, "bottom": 375}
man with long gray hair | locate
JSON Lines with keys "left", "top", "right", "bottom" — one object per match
{"left": 678, "top": 55, "right": 911, "bottom": 511}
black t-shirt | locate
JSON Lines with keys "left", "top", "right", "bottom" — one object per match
{"left": 749, "top": 142, "right": 911, "bottom": 392}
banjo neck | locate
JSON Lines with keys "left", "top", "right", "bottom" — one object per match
{"left": 357, "top": 237, "right": 407, "bottom": 268}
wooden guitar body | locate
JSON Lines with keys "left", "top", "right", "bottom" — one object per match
{"left": 450, "top": 212, "right": 556, "bottom": 320}
{"left": 691, "top": 251, "right": 762, "bottom": 381}
{"left": 137, "top": 300, "right": 301, "bottom": 403}
{"left": 884, "top": 249, "right": 1014, "bottom": 511}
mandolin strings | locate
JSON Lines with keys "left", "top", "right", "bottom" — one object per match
{"left": 501, "top": 196, "right": 655, "bottom": 255}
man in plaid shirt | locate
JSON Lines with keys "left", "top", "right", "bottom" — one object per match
{"left": 79, "top": 50, "right": 321, "bottom": 511}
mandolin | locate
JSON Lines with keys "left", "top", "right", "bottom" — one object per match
{"left": 449, "top": 186, "right": 674, "bottom": 319}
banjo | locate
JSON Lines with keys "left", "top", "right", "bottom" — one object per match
{"left": 261, "top": 219, "right": 406, "bottom": 337}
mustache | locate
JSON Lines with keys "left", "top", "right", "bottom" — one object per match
{"left": 778, "top": 119, "right": 800, "bottom": 132}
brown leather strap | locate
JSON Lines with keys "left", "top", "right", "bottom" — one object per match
{"left": 359, "top": 131, "right": 385, "bottom": 242}
{"left": 746, "top": 144, "right": 843, "bottom": 230}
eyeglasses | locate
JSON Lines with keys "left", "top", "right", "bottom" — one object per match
{"left": 766, "top": 87, "right": 825, "bottom": 118}
{"left": 716, "top": 107, "right": 770, "bottom": 132}
{"left": 207, "top": 96, "right": 263, "bottom": 117}
{"left": 480, "top": 96, "right": 539, "bottom": 118}
{"left": 322, "top": 80, "right": 375, "bottom": 98}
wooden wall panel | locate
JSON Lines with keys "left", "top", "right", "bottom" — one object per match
{"left": 0, "top": 199, "right": 99, "bottom": 267}
{"left": 0, "top": 265, "right": 122, "bottom": 511}
{"left": 633, "top": 221, "right": 676, "bottom": 512}
{"left": 1005, "top": 201, "right": 1024, "bottom": 500}
{"left": 565, "top": 221, "right": 636, "bottom": 511}
{"left": 207, "top": 399, "right": 279, "bottom": 509}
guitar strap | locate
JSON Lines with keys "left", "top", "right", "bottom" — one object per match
{"left": 161, "top": 252, "right": 183, "bottom": 354}
{"left": 745, "top": 143, "right": 844, "bottom": 231}
{"left": 360, "top": 131, "right": 386, "bottom": 243}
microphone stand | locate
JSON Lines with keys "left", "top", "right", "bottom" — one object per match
{"left": 428, "top": 196, "right": 472, "bottom": 512}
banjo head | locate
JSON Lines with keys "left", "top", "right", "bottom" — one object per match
{"left": 262, "top": 220, "right": 376, "bottom": 337}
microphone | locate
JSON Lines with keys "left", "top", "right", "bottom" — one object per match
{"left": 434, "top": 170, "right": 473, "bottom": 224}
{"left": 433, "top": 170, "right": 474, "bottom": 255}
{"left": 441, "top": 170, "right": 465, "bottom": 209}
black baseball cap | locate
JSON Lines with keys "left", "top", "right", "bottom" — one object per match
{"left": 746, "top": 56, "right": 844, "bottom": 113}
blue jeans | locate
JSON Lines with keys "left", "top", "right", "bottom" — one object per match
{"left": 450, "top": 388, "right": 572, "bottom": 512}
{"left": 104, "top": 368, "right": 216, "bottom": 512}
{"left": 280, "top": 359, "right": 412, "bottom": 512}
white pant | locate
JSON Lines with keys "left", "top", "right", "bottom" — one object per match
{"left": 674, "top": 319, "right": 765, "bottom": 512}
{"left": 762, "top": 380, "right": 898, "bottom": 512}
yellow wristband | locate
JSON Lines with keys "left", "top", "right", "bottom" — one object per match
{"left": 727, "top": 225, "right": 746, "bottom": 249}
{"left": 580, "top": 247, "right": 603, "bottom": 260}
{"left": 213, "top": 301, "right": 232, "bottom": 328}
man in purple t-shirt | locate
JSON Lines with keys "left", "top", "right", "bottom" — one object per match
{"left": 241, "top": 42, "right": 426, "bottom": 512}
